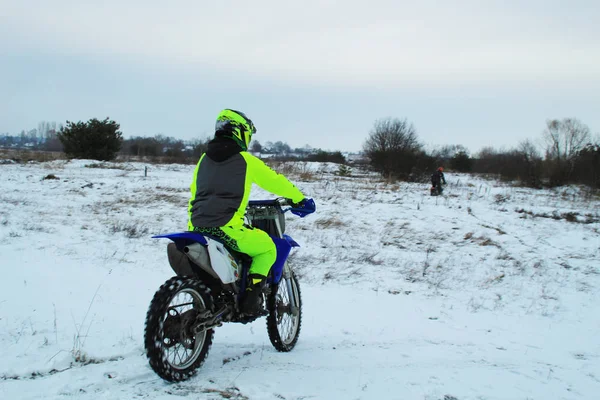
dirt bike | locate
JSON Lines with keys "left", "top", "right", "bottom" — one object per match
{"left": 144, "top": 198, "right": 315, "bottom": 382}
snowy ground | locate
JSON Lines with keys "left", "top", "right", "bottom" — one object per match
{"left": 0, "top": 159, "right": 599, "bottom": 400}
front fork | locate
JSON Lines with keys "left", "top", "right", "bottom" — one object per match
{"left": 283, "top": 263, "right": 299, "bottom": 316}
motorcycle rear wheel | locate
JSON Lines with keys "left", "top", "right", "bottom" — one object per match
{"left": 144, "top": 276, "right": 214, "bottom": 382}
{"left": 266, "top": 270, "right": 302, "bottom": 352}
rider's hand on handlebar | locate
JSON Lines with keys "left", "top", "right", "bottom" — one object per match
{"left": 290, "top": 198, "right": 316, "bottom": 217}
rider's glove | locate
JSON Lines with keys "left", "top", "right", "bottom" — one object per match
{"left": 290, "top": 198, "right": 316, "bottom": 217}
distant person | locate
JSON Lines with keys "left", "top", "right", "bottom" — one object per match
{"left": 431, "top": 167, "right": 446, "bottom": 195}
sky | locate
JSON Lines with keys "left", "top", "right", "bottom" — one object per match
{"left": 2, "top": 0, "right": 600, "bottom": 153}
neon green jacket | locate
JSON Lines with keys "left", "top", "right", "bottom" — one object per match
{"left": 188, "top": 152, "right": 304, "bottom": 229}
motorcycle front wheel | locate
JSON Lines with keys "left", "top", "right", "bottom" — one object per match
{"left": 266, "top": 269, "right": 302, "bottom": 352}
{"left": 144, "top": 277, "right": 214, "bottom": 382}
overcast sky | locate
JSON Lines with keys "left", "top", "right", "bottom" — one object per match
{"left": 2, "top": 0, "right": 599, "bottom": 153}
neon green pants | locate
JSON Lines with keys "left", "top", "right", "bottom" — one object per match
{"left": 193, "top": 225, "right": 276, "bottom": 278}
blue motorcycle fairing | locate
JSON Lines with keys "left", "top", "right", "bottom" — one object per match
{"left": 283, "top": 234, "right": 300, "bottom": 248}
{"left": 269, "top": 237, "right": 292, "bottom": 284}
{"left": 153, "top": 231, "right": 300, "bottom": 285}
{"left": 152, "top": 231, "right": 208, "bottom": 247}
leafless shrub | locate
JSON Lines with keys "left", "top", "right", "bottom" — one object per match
{"left": 464, "top": 232, "right": 474, "bottom": 240}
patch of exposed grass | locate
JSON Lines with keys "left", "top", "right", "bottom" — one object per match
{"left": 315, "top": 217, "right": 345, "bottom": 229}
{"left": 84, "top": 162, "right": 133, "bottom": 170}
{"left": 155, "top": 185, "right": 188, "bottom": 193}
{"left": 357, "top": 252, "right": 384, "bottom": 265}
{"left": 515, "top": 208, "right": 595, "bottom": 223}
{"left": 23, "top": 224, "right": 55, "bottom": 234}
{"left": 150, "top": 193, "right": 187, "bottom": 206}
{"left": 109, "top": 221, "right": 149, "bottom": 238}
{"left": 0, "top": 150, "right": 66, "bottom": 163}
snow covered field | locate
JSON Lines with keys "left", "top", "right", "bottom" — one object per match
{"left": 0, "top": 159, "right": 599, "bottom": 400}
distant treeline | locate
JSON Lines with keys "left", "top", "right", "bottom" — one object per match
{"left": 0, "top": 124, "right": 348, "bottom": 165}
{"left": 363, "top": 117, "right": 599, "bottom": 189}
{"left": 3, "top": 116, "right": 598, "bottom": 189}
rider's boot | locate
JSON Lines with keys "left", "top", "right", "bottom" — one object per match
{"left": 240, "top": 274, "right": 267, "bottom": 316}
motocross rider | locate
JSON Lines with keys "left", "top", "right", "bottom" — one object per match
{"left": 188, "top": 109, "right": 310, "bottom": 316}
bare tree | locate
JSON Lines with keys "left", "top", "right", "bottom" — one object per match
{"left": 517, "top": 139, "right": 543, "bottom": 187}
{"left": 250, "top": 140, "right": 262, "bottom": 153}
{"left": 543, "top": 118, "right": 591, "bottom": 185}
{"left": 363, "top": 117, "right": 422, "bottom": 178}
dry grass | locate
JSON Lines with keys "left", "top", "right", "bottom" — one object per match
{"left": 155, "top": 185, "right": 188, "bottom": 193}
{"left": 268, "top": 161, "right": 317, "bottom": 181}
{"left": 515, "top": 208, "right": 596, "bottom": 223}
{"left": 201, "top": 387, "right": 249, "bottom": 400}
{"left": 84, "top": 162, "right": 133, "bottom": 170}
{"left": 315, "top": 217, "right": 345, "bottom": 229}
{"left": 109, "top": 221, "right": 149, "bottom": 238}
{"left": 478, "top": 237, "right": 498, "bottom": 247}
{"left": 0, "top": 149, "right": 66, "bottom": 163}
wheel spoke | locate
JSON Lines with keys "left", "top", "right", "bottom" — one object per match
{"left": 273, "top": 277, "right": 300, "bottom": 345}
{"left": 159, "top": 288, "right": 208, "bottom": 370}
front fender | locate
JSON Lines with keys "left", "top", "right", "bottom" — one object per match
{"left": 269, "top": 235, "right": 300, "bottom": 284}
{"left": 283, "top": 234, "right": 300, "bottom": 247}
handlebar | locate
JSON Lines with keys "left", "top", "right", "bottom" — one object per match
{"left": 248, "top": 198, "right": 292, "bottom": 207}
{"left": 247, "top": 198, "right": 315, "bottom": 218}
